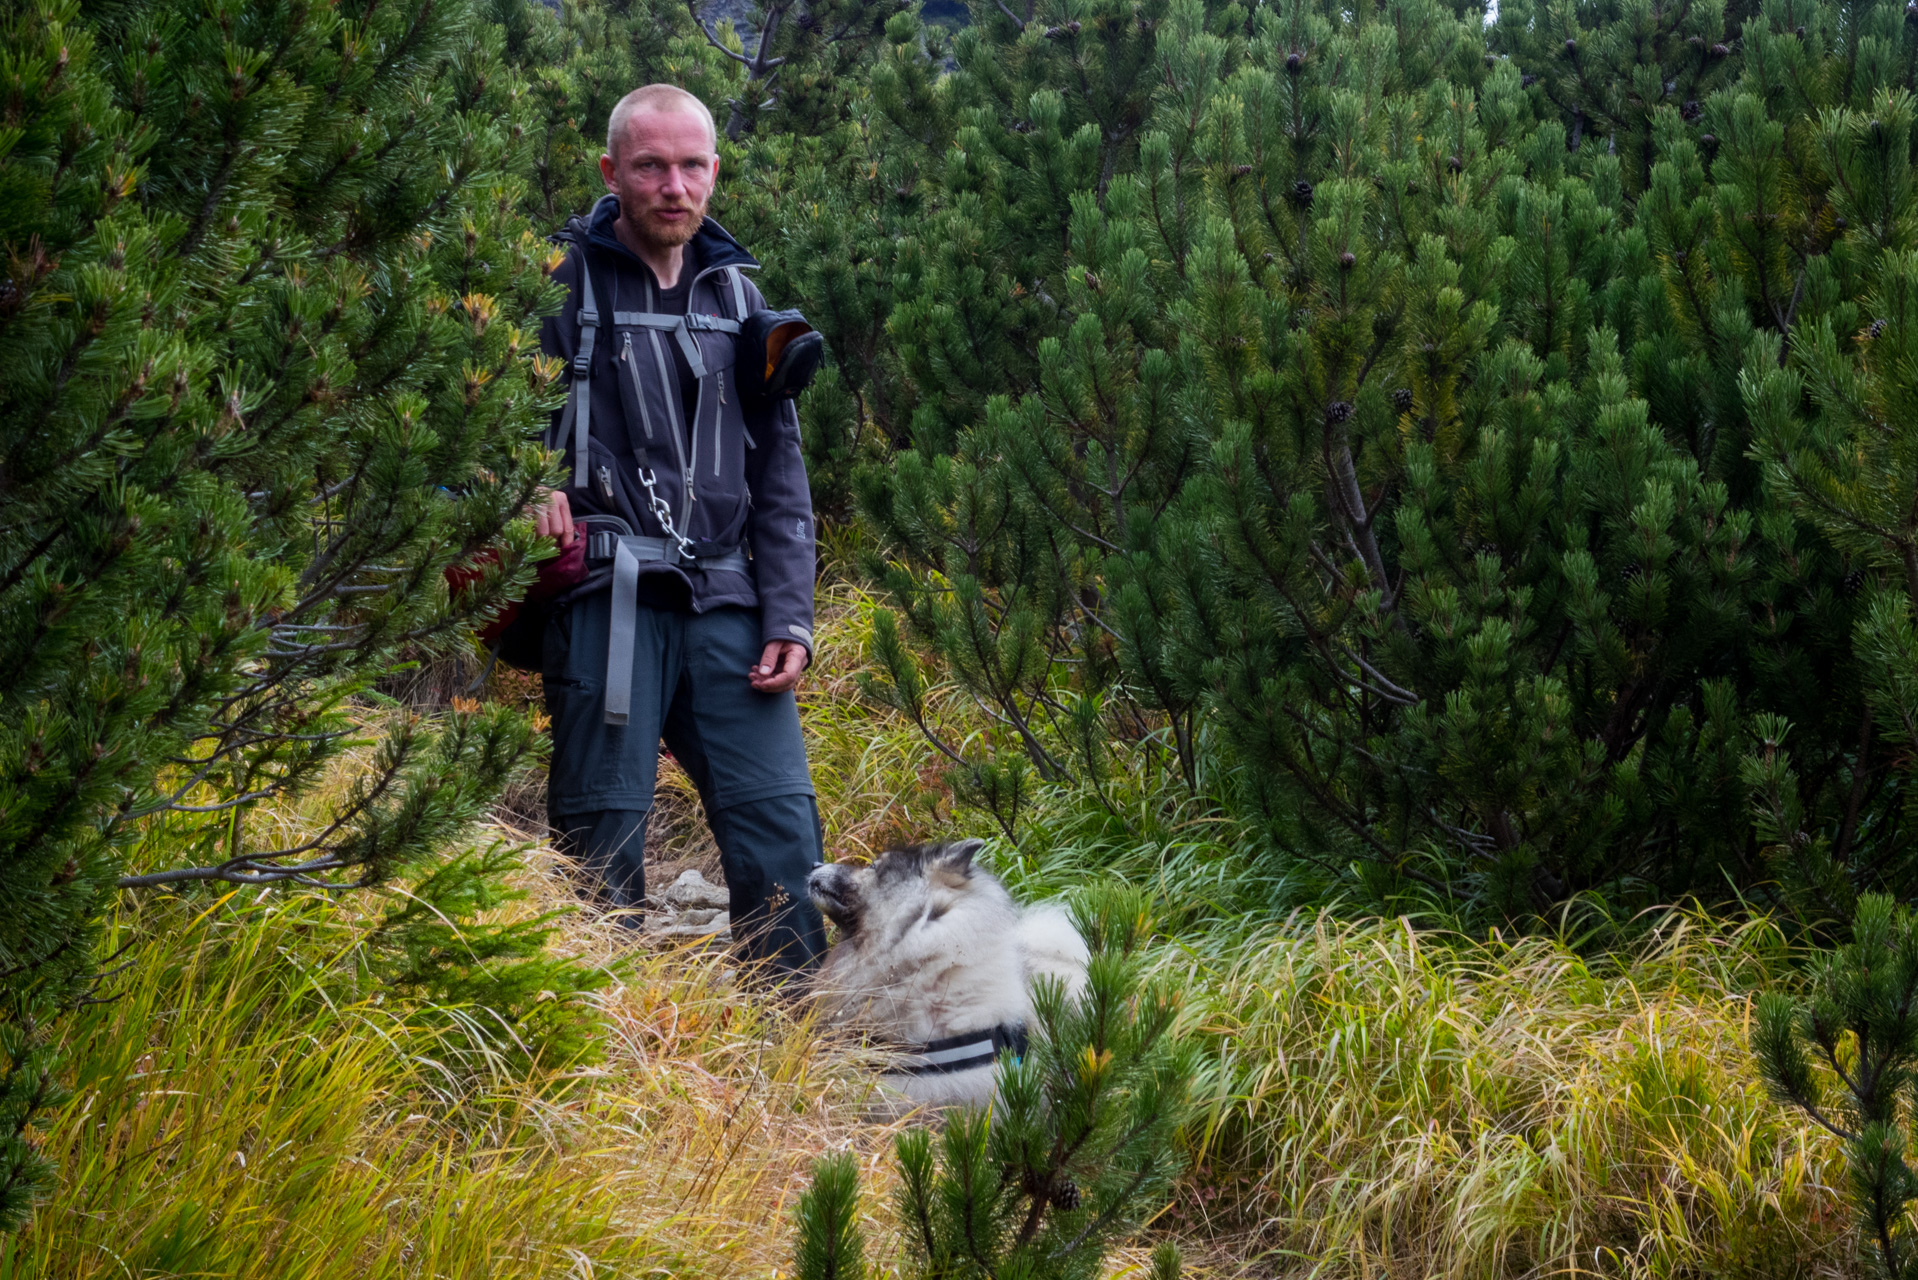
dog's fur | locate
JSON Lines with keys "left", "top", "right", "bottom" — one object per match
{"left": 808, "top": 839, "right": 1089, "bottom": 1109}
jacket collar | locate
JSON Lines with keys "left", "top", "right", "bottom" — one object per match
{"left": 563, "top": 193, "right": 758, "bottom": 280}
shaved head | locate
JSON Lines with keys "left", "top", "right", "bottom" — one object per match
{"left": 606, "top": 84, "right": 716, "bottom": 161}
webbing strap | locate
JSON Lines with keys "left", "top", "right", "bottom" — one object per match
{"left": 604, "top": 536, "right": 641, "bottom": 727}
{"left": 727, "top": 267, "right": 748, "bottom": 321}
{"left": 603, "top": 535, "right": 752, "bottom": 726}
{"left": 570, "top": 258, "right": 599, "bottom": 489}
{"left": 610, "top": 310, "right": 741, "bottom": 380}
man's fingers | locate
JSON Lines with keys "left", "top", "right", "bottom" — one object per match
{"left": 529, "top": 489, "right": 575, "bottom": 546}
{"left": 749, "top": 641, "right": 807, "bottom": 692}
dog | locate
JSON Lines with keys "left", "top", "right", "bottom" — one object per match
{"left": 807, "top": 839, "right": 1090, "bottom": 1110}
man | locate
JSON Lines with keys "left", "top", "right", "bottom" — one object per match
{"left": 531, "top": 84, "right": 825, "bottom": 970}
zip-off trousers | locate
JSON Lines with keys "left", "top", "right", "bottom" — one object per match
{"left": 542, "top": 590, "right": 825, "bottom": 970}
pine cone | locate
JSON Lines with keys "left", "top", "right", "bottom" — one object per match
{"left": 1290, "top": 179, "right": 1314, "bottom": 206}
{"left": 1844, "top": 569, "right": 1868, "bottom": 596}
{"left": 1051, "top": 1177, "right": 1082, "bottom": 1210}
{"left": 1392, "top": 388, "right": 1414, "bottom": 413}
{"left": 1325, "top": 400, "right": 1353, "bottom": 424}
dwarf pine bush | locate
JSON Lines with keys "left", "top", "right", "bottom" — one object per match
{"left": 714, "top": 0, "right": 1918, "bottom": 936}
{"left": 0, "top": 0, "right": 588, "bottom": 1224}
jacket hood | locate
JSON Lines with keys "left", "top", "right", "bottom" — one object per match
{"left": 556, "top": 194, "right": 758, "bottom": 276}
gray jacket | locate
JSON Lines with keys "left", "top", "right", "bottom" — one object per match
{"left": 541, "top": 196, "right": 818, "bottom": 656}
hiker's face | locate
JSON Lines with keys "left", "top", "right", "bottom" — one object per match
{"left": 601, "top": 108, "right": 718, "bottom": 251}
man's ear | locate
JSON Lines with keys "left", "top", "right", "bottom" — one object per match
{"left": 600, "top": 151, "right": 617, "bottom": 192}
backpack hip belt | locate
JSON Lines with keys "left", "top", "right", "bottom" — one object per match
{"left": 601, "top": 532, "right": 750, "bottom": 727}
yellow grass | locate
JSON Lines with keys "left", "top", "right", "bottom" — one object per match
{"left": 10, "top": 581, "right": 1860, "bottom": 1278}
{"left": 1170, "top": 913, "right": 1854, "bottom": 1278}
{"left": 16, "top": 842, "right": 910, "bottom": 1278}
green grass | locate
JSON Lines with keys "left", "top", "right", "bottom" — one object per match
{"left": 16, "top": 861, "right": 911, "bottom": 1278}
{"left": 1163, "top": 912, "right": 1848, "bottom": 1277}
{"left": 799, "top": 589, "right": 1856, "bottom": 1277}
{"left": 13, "top": 582, "right": 1858, "bottom": 1278}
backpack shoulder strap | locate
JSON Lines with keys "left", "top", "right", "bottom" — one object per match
{"left": 567, "top": 246, "right": 599, "bottom": 489}
{"left": 727, "top": 266, "right": 748, "bottom": 321}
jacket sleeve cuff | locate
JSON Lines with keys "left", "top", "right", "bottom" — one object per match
{"left": 765, "top": 621, "right": 815, "bottom": 658}
{"left": 527, "top": 535, "right": 587, "bottom": 601}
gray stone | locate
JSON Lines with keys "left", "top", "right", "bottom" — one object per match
{"left": 663, "top": 869, "right": 730, "bottom": 912}
{"left": 648, "top": 912, "right": 731, "bottom": 943}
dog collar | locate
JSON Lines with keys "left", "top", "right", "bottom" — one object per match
{"left": 893, "top": 1023, "right": 1029, "bottom": 1076}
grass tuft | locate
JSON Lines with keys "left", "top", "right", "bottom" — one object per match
{"left": 1164, "top": 910, "right": 1851, "bottom": 1277}
{"left": 15, "top": 582, "right": 1859, "bottom": 1278}
{"left": 16, "top": 841, "right": 909, "bottom": 1278}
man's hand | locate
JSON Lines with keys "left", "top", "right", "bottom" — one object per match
{"left": 532, "top": 488, "right": 576, "bottom": 547}
{"left": 750, "top": 640, "right": 809, "bottom": 693}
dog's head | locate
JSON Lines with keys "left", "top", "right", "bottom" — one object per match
{"left": 807, "top": 839, "right": 991, "bottom": 940}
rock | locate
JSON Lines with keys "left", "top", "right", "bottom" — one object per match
{"left": 675, "top": 907, "right": 721, "bottom": 927}
{"left": 663, "top": 869, "right": 729, "bottom": 912}
{"left": 648, "top": 913, "right": 731, "bottom": 943}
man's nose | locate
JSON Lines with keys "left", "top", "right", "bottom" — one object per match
{"left": 658, "top": 165, "right": 688, "bottom": 197}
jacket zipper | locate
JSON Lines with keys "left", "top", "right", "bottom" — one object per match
{"left": 620, "top": 335, "right": 656, "bottom": 441}
{"left": 645, "top": 327, "right": 694, "bottom": 533}
{"left": 630, "top": 262, "right": 746, "bottom": 540}
{"left": 685, "top": 263, "right": 747, "bottom": 482}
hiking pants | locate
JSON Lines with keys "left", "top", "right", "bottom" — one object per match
{"left": 542, "top": 591, "right": 826, "bottom": 970}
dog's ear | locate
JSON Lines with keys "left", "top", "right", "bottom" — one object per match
{"left": 930, "top": 839, "right": 984, "bottom": 887}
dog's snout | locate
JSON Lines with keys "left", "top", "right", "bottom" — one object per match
{"left": 808, "top": 863, "right": 861, "bottom": 928}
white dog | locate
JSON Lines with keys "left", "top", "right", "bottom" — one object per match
{"left": 807, "top": 839, "right": 1090, "bottom": 1109}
